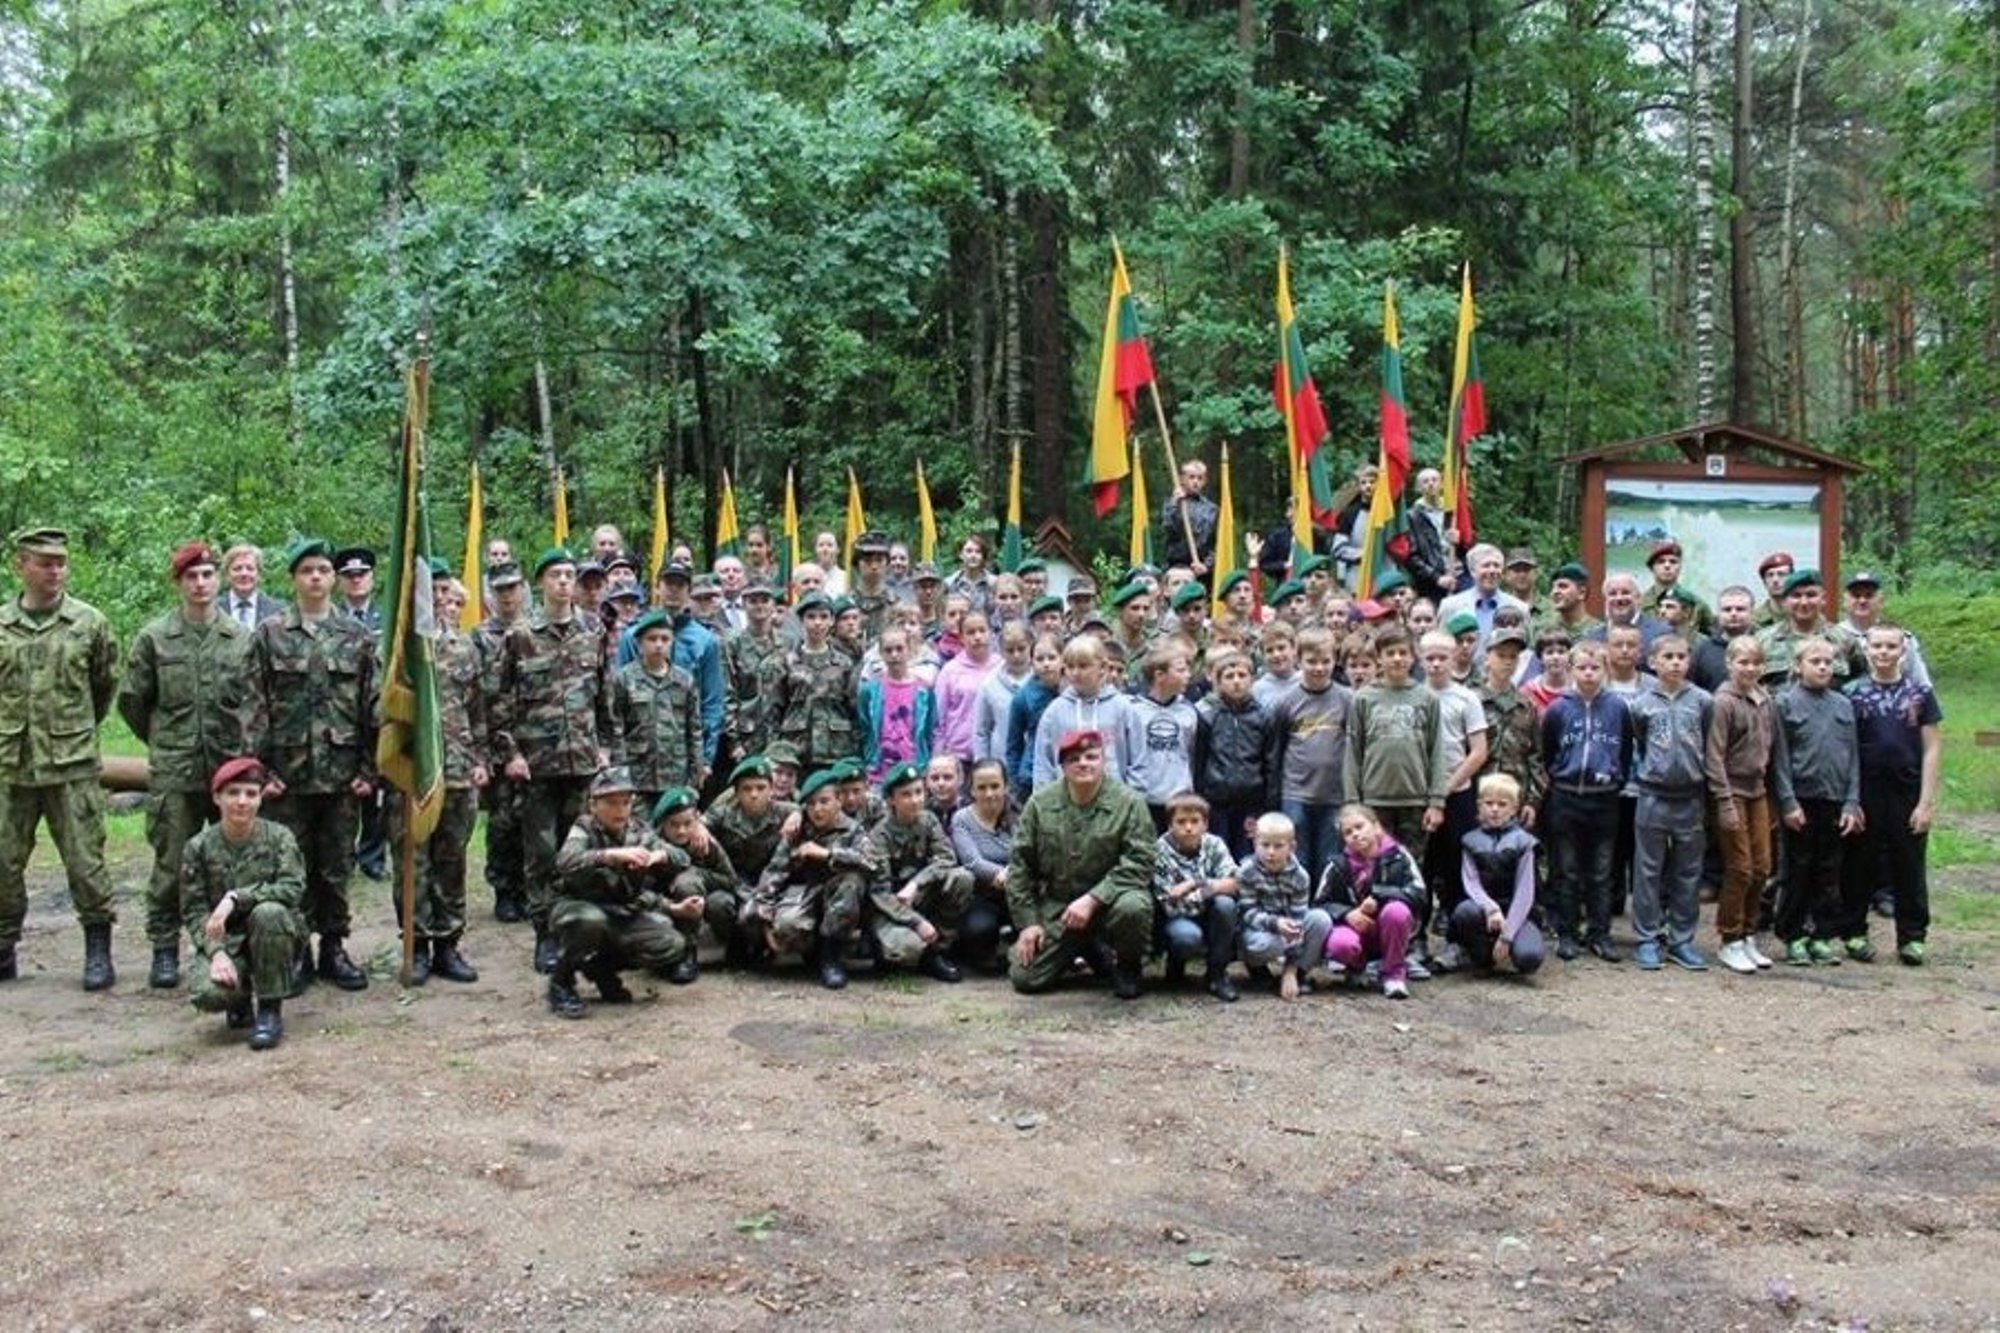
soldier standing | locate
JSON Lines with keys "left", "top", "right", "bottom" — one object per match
{"left": 613, "top": 610, "right": 704, "bottom": 813}
{"left": 474, "top": 558, "right": 530, "bottom": 922}
{"left": 492, "top": 549, "right": 620, "bottom": 973}
{"left": 861, "top": 763, "right": 971, "bottom": 983}
{"left": 335, "top": 547, "right": 390, "bottom": 882}
{"left": 762, "top": 591, "right": 860, "bottom": 776}
{"left": 181, "top": 757, "right": 306, "bottom": 1050}
{"left": 0, "top": 526, "right": 120, "bottom": 988}
{"left": 247, "top": 537, "right": 379, "bottom": 991}
{"left": 116, "top": 541, "right": 253, "bottom": 988}
{"left": 722, "top": 580, "right": 784, "bottom": 766}
{"left": 849, "top": 531, "right": 897, "bottom": 640}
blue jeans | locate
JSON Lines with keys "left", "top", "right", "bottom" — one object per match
{"left": 1281, "top": 800, "right": 1341, "bottom": 890}
{"left": 1159, "top": 896, "right": 1239, "bottom": 971}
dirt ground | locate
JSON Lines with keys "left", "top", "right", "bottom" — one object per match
{"left": 3, "top": 829, "right": 1999, "bottom": 1333}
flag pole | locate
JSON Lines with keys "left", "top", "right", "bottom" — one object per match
{"left": 398, "top": 794, "right": 419, "bottom": 985}
{"left": 1144, "top": 382, "right": 1202, "bottom": 573}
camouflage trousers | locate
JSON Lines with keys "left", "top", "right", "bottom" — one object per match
{"left": 265, "top": 790, "right": 358, "bottom": 939}
{"left": 145, "top": 788, "right": 216, "bottom": 946}
{"left": 669, "top": 869, "right": 746, "bottom": 954}
{"left": 483, "top": 778, "right": 524, "bottom": 903}
{"left": 867, "top": 865, "right": 974, "bottom": 964}
{"left": 550, "top": 899, "right": 687, "bottom": 973}
{"left": 389, "top": 788, "right": 475, "bottom": 940}
{"left": 187, "top": 902, "right": 304, "bottom": 1011}
{"left": 767, "top": 871, "right": 866, "bottom": 954}
{"left": 1008, "top": 886, "right": 1153, "bottom": 994}
{"left": 521, "top": 776, "right": 591, "bottom": 927}
{"left": 0, "top": 779, "right": 114, "bottom": 947}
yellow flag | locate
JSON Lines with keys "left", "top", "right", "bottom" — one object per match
{"left": 1129, "top": 436, "right": 1152, "bottom": 569}
{"left": 552, "top": 464, "right": 570, "bottom": 546}
{"left": 915, "top": 459, "right": 937, "bottom": 565}
{"left": 843, "top": 467, "right": 866, "bottom": 574}
{"left": 459, "top": 462, "right": 484, "bottom": 630}
{"left": 716, "top": 469, "right": 741, "bottom": 555}
{"left": 782, "top": 464, "right": 800, "bottom": 588}
{"left": 648, "top": 465, "right": 669, "bottom": 586}
{"left": 1211, "top": 444, "right": 1237, "bottom": 616}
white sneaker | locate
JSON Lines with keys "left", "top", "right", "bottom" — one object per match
{"left": 1744, "top": 938, "right": 1774, "bottom": 969}
{"left": 1382, "top": 977, "right": 1410, "bottom": 1000}
{"left": 1717, "top": 940, "right": 1756, "bottom": 974}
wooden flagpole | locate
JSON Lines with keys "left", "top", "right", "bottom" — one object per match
{"left": 398, "top": 794, "right": 419, "bottom": 985}
{"left": 1144, "top": 382, "right": 1203, "bottom": 572}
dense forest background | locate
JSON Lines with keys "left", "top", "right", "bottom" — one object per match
{"left": 1, "top": 0, "right": 1995, "bottom": 628}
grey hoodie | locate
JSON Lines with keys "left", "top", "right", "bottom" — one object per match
{"left": 1031, "top": 685, "right": 1139, "bottom": 787}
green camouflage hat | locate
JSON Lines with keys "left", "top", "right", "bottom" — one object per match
{"left": 10, "top": 526, "right": 68, "bottom": 556}
{"left": 588, "top": 766, "right": 636, "bottom": 798}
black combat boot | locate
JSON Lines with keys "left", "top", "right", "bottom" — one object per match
{"left": 316, "top": 937, "right": 369, "bottom": 991}
{"left": 148, "top": 943, "right": 180, "bottom": 989}
{"left": 588, "top": 961, "right": 634, "bottom": 1004}
{"left": 532, "top": 924, "right": 559, "bottom": 975}
{"left": 1111, "top": 957, "right": 1144, "bottom": 1001}
{"left": 430, "top": 937, "right": 478, "bottom": 984}
{"left": 493, "top": 893, "right": 527, "bottom": 924}
{"left": 247, "top": 999, "right": 284, "bottom": 1050}
{"left": 82, "top": 922, "right": 115, "bottom": 991}
{"left": 0, "top": 946, "right": 15, "bottom": 982}
{"left": 817, "top": 936, "right": 849, "bottom": 990}
{"left": 1206, "top": 967, "right": 1240, "bottom": 1003}
{"left": 224, "top": 998, "right": 253, "bottom": 1030}
{"left": 667, "top": 954, "right": 699, "bottom": 985}
{"left": 547, "top": 966, "right": 586, "bottom": 1019}
{"left": 918, "top": 948, "right": 962, "bottom": 984}
{"left": 292, "top": 940, "right": 315, "bottom": 992}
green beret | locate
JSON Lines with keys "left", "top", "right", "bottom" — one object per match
{"left": 284, "top": 537, "right": 334, "bottom": 572}
{"left": 631, "top": 609, "right": 674, "bottom": 638}
{"left": 831, "top": 759, "right": 866, "bottom": 783}
{"left": 11, "top": 526, "right": 68, "bottom": 556}
{"left": 795, "top": 591, "right": 833, "bottom": 616}
{"left": 764, "top": 741, "right": 802, "bottom": 770}
{"left": 1656, "top": 585, "right": 1702, "bottom": 611}
{"left": 1373, "top": 569, "right": 1409, "bottom": 594}
{"left": 1295, "top": 553, "right": 1331, "bottom": 578}
{"left": 532, "top": 546, "right": 576, "bottom": 579}
{"left": 1110, "top": 583, "right": 1150, "bottom": 609}
{"left": 798, "top": 768, "right": 840, "bottom": 801}
{"left": 1122, "top": 563, "right": 1159, "bottom": 585}
{"left": 1551, "top": 562, "right": 1591, "bottom": 586}
{"left": 1017, "top": 558, "right": 1046, "bottom": 575}
{"left": 1217, "top": 569, "right": 1249, "bottom": 598}
{"left": 1267, "top": 579, "right": 1305, "bottom": 607}
{"left": 1780, "top": 569, "right": 1822, "bottom": 596}
{"left": 650, "top": 787, "right": 698, "bottom": 823}
{"left": 588, "top": 765, "right": 636, "bottom": 798}
{"left": 1443, "top": 611, "right": 1479, "bottom": 637}
{"left": 1028, "top": 595, "right": 1063, "bottom": 618}
{"left": 1169, "top": 582, "right": 1207, "bottom": 610}
{"left": 727, "top": 755, "right": 772, "bottom": 786}
{"left": 878, "top": 761, "right": 922, "bottom": 796}
{"left": 425, "top": 556, "right": 453, "bottom": 579}
{"left": 830, "top": 596, "right": 856, "bottom": 617}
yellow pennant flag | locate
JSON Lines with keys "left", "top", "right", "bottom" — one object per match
{"left": 716, "top": 469, "right": 741, "bottom": 556}
{"left": 843, "top": 467, "right": 866, "bottom": 574}
{"left": 648, "top": 465, "right": 669, "bottom": 586}
{"left": 458, "top": 461, "right": 484, "bottom": 630}
{"left": 782, "top": 464, "right": 800, "bottom": 590}
{"left": 915, "top": 459, "right": 937, "bottom": 565}
{"left": 552, "top": 464, "right": 570, "bottom": 546}
{"left": 1211, "top": 444, "right": 1237, "bottom": 616}
{"left": 1129, "top": 436, "right": 1152, "bottom": 569}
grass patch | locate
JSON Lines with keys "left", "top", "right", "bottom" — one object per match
{"left": 1932, "top": 825, "right": 2000, "bottom": 870}
{"left": 1931, "top": 887, "right": 2000, "bottom": 936}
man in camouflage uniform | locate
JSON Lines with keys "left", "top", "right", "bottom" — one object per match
{"left": 548, "top": 766, "right": 698, "bottom": 1018}
{"left": 723, "top": 580, "right": 784, "bottom": 765}
{"left": 762, "top": 592, "right": 860, "bottom": 775}
{"left": 1756, "top": 569, "right": 1866, "bottom": 686}
{"left": 116, "top": 541, "right": 254, "bottom": 989}
{"left": 335, "top": 547, "right": 390, "bottom": 882}
{"left": 493, "top": 548, "right": 620, "bottom": 973}
{"left": 181, "top": 756, "right": 305, "bottom": 1050}
{"left": 0, "top": 526, "right": 120, "bottom": 988}
{"left": 613, "top": 610, "right": 704, "bottom": 813}
{"left": 651, "top": 786, "right": 747, "bottom": 970}
{"left": 753, "top": 767, "right": 880, "bottom": 989}
{"left": 707, "top": 755, "right": 795, "bottom": 889}
{"left": 247, "top": 536, "right": 379, "bottom": 991}
{"left": 1476, "top": 624, "right": 1545, "bottom": 821}
{"left": 861, "top": 762, "right": 970, "bottom": 982}
{"left": 848, "top": 531, "right": 897, "bottom": 641}
{"left": 475, "top": 558, "right": 530, "bottom": 922}
{"left": 1008, "top": 728, "right": 1156, "bottom": 999}
{"left": 393, "top": 569, "right": 485, "bottom": 986}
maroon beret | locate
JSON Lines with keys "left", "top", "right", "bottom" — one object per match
{"left": 1057, "top": 729, "right": 1104, "bottom": 763}
{"left": 170, "top": 541, "right": 217, "bottom": 580}
{"left": 210, "top": 756, "right": 267, "bottom": 795}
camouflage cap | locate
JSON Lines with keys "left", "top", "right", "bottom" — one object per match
{"left": 742, "top": 577, "right": 776, "bottom": 600}
{"left": 691, "top": 574, "right": 722, "bottom": 596}
{"left": 487, "top": 559, "right": 525, "bottom": 589}
{"left": 9, "top": 526, "right": 67, "bottom": 556}
{"left": 855, "top": 529, "right": 892, "bottom": 557}
{"left": 912, "top": 563, "right": 943, "bottom": 584}
{"left": 879, "top": 761, "right": 922, "bottom": 796}
{"left": 1504, "top": 547, "right": 1540, "bottom": 570}
{"left": 284, "top": 537, "right": 335, "bottom": 572}
{"left": 1487, "top": 626, "right": 1529, "bottom": 652}
{"left": 650, "top": 787, "right": 699, "bottom": 824}
{"left": 1065, "top": 576, "right": 1098, "bottom": 599}
{"left": 532, "top": 547, "right": 576, "bottom": 580}
{"left": 604, "top": 548, "right": 639, "bottom": 573}
{"left": 588, "top": 766, "right": 637, "bottom": 799}
{"left": 764, "top": 741, "right": 802, "bottom": 770}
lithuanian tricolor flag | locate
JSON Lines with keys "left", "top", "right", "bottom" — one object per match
{"left": 1358, "top": 282, "right": 1414, "bottom": 598}
{"left": 1090, "top": 240, "right": 1156, "bottom": 518}
{"left": 1275, "top": 246, "right": 1334, "bottom": 551}
{"left": 1443, "top": 262, "right": 1484, "bottom": 547}
{"left": 1000, "top": 443, "right": 1024, "bottom": 573}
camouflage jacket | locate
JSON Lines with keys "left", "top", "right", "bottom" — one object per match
{"left": 435, "top": 627, "right": 488, "bottom": 788}
{"left": 762, "top": 644, "right": 860, "bottom": 768}
{"left": 1756, "top": 617, "right": 1866, "bottom": 687}
{"left": 179, "top": 818, "right": 305, "bottom": 959}
{"left": 864, "top": 809, "right": 957, "bottom": 888}
{"left": 117, "top": 611, "right": 253, "bottom": 792}
{"left": 492, "top": 612, "right": 619, "bottom": 778}
{"left": 248, "top": 607, "right": 378, "bottom": 795}
{"left": 554, "top": 813, "right": 690, "bottom": 908}
{"left": 0, "top": 593, "right": 117, "bottom": 784}
{"left": 849, "top": 585, "right": 896, "bottom": 641}
{"left": 613, "top": 660, "right": 703, "bottom": 792}
{"left": 724, "top": 630, "right": 785, "bottom": 755}
{"left": 1478, "top": 681, "right": 1546, "bottom": 812}
{"left": 668, "top": 834, "right": 742, "bottom": 898}
{"left": 752, "top": 812, "right": 880, "bottom": 909}
{"left": 707, "top": 793, "right": 797, "bottom": 885}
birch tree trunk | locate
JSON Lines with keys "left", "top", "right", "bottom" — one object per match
{"left": 1728, "top": 0, "right": 1761, "bottom": 426}
{"left": 1689, "top": 0, "right": 1718, "bottom": 423}
{"left": 1776, "top": 0, "right": 1813, "bottom": 438}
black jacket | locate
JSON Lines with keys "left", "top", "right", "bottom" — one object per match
{"left": 1192, "top": 695, "right": 1279, "bottom": 809}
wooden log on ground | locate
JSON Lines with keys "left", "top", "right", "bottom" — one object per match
{"left": 100, "top": 755, "right": 151, "bottom": 792}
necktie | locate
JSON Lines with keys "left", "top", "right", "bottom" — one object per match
{"left": 237, "top": 599, "right": 255, "bottom": 628}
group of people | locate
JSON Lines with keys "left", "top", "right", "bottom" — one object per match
{"left": 0, "top": 474, "right": 1944, "bottom": 1048}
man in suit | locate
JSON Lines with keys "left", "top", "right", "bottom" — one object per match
{"left": 222, "top": 544, "right": 285, "bottom": 630}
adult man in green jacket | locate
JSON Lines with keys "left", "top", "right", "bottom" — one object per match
{"left": 0, "top": 526, "right": 120, "bottom": 989}
{"left": 1008, "top": 728, "right": 1155, "bottom": 999}
{"left": 117, "top": 541, "right": 254, "bottom": 988}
